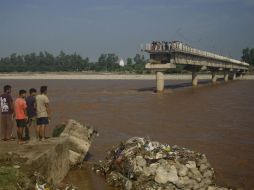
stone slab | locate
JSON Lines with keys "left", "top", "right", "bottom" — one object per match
{"left": 0, "top": 138, "right": 70, "bottom": 185}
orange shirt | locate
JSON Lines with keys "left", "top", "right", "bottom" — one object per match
{"left": 15, "top": 98, "right": 27, "bottom": 120}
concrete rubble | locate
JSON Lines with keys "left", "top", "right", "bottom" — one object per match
{"left": 93, "top": 137, "right": 232, "bottom": 190}
{"left": 0, "top": 119, "right": 97, "bottom": 190}
{"left": 58, "top": 119, "right": 98, "bottom": 165}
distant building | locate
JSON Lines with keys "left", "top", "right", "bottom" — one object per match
{"left": 118, "top": 58, "right": 125, "bottom": 67}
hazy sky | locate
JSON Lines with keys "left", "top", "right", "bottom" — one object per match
{"left": 0, "top": 0, "right": 253, "bottom": 61}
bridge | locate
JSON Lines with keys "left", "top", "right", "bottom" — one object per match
{"left": 142, "top": 41, "right": 249, "bottom": 92}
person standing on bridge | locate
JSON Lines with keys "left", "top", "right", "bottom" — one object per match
{"left": 0, "top": 85, "right": 14, "bottom": 141}
{"left": 165, "top": 42, "right": 169, "bottom": 50}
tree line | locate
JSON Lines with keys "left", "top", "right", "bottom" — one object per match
{"left": 0, "top": 51, "right": 147, "bottom": 73}
{"left": 0, "top": 48, "right": 253, "bottom": 73}
{"left": 241, "top": 48, "right": 254, "bottom": 66}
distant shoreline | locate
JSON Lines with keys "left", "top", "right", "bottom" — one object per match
{"left": 0, "top": 73, "right": 254, "bottom": 80}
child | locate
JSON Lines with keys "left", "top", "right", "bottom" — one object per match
{"left": 36, "top": 86, "right": 50, "bottom": 141}
{"left": 0, "top": 85, "right": 14, "bottom": 141}
{"left": 25, "top": 88, "right": 37, "bottom": 140}
{"left": 15, "top": 90, "right": 27, "bottom": 144}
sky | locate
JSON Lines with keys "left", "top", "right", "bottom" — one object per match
{"left": 0, "top": 0, "right": 253, "bottom": 61}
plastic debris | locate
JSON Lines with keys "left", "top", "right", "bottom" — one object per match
{"left": 13, "top": 165, "right": 21, "bottom": 169}
{"left": 93, "top": 137, "right": 233, "bottom": 190}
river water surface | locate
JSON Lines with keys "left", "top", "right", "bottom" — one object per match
{"left": 1, "top": 79, "right": 253, "bottom": 189}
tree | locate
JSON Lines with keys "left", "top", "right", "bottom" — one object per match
{"left": 0, "top": 51, "right": 150, "bottom": 73}
{"left": 96, "top": 53, "right": 119, "bottom": 71}
{"left": 250, "top": 49, "right": 254, "bottom": 65}
{"left": 242, "top": 48, "right": 254, "bottom": 65}
{"left": 133, "top": 54, "right": 146, "bottom": 74}
{"left": 134, "top": 54, "right": 145, "bottom": 65}
{"left": 127, "top": 58, "right": 133, "bottom": 65}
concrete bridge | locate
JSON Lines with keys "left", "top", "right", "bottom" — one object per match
{"left": 142, "top": 41, "right": 249, "bottom": 92}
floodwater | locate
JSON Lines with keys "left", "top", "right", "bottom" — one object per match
{"left": 0, "top": 79, "right": 254, "bottom": 189}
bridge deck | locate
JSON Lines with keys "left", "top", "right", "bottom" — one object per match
{"left": 143, "top": 41, "right": 249, "bottom": 72}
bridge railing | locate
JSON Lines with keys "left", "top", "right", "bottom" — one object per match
{"left": 171, "top": 42, "right": 248, "bottom": 67}
{"left": 142, "top": 41, "right": 249, "bottom": 68}
{"left": 141, "top": 42, "right": 171, "bottom": 51}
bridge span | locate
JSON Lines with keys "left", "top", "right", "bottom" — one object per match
{"left": 143, "top": 41, "right": 249, "bottom": 92}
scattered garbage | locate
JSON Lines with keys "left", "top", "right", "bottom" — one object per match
{"left": 13, "top": 165, "right": 21, "bottom": 169}
{"left": 34, "top": 172, "right": 54, "bottom": 190}
{"left": 34, "top": 172, "right": 78, "bottom": 190}
{"left": 93, "top": 137, "right": 232, "bottom": 190}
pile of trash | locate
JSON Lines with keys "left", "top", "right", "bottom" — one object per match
{"left": 93, "top": 137, "right": 231, "bottom": 190}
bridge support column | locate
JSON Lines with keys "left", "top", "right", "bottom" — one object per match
{"left": 224, "top": 72, "right": 229, "bottom": 82}
{"left": 156, "top": 71, "right": 164, "bottom": 92}
{"left": 232, "top": 73, "right": 236, "bottom": 80}
{"left": 212, "top": 72, "right": 217, "bottom": 83}
{"left": 192, "top": 72, "right": 198, "bottom": 86}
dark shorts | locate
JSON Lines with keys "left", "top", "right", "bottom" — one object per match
{"left": 16, "top": 119, "right": 27, "bottom": 128}
{"left": 37, "top": 117, "right": 49, "bottom": 125}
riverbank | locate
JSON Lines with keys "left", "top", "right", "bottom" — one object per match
{"left": 0, "top": 119, "right": 97, "bottom": 189}
{"left": 0, "top": 72, "right": 254, "bottom": 80}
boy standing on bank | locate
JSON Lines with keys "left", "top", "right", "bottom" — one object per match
{"left": 25, "top": 88, "right": 37, "bottom": 140}
{"left": 0, "top": 85, "right": 14, "bottom": 141}
{"left": 15, "top": 90, "right": 27, "bottom": 144}
{"left": 36, "top": 86, "right": 50, "bottom": 141}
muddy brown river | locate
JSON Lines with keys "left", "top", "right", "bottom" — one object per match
{"left": 0, "top": 79, "right": 253, "bottom": 189}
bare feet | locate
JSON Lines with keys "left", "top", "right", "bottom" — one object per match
{"left": 18, "top": 140, "right": 26, "bottom": 145}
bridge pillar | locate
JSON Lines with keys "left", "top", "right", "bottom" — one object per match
{"left": 192, "top": 72, "right": 198, "bottom": 86}
{"left": 232, "top": 73, "right": 236, "bottom": 80}
{"left": 156, "top": 71, "right": 164, "bottom": 92}
{"left": 212, "top": 72, "right": 217, "bottom": 83}
{"left": 224, "top": 72, "right": 229, "bottom": 82}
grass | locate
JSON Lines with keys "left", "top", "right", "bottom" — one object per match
{"left": 0, "top": 166, "right": 18, "bottom": 190}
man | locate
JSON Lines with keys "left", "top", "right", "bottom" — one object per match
{"left": 36, "top": 86, "right": 50, "bottom": 141}
{"left": 0, "top": 85, "right": 14, "bottom": 141}
{"left": 15, "top": 89, "right": 27, "bottom": 144}
{"left": 25, "top": 88, "right": 37, "bottom": 140}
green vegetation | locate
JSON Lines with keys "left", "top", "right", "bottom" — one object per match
{"left": 0, "top": 166, "right": 31, "bottom": 190}
{"left": 0, "top": 166, "right": 18, "bottom": 190}
{"left": 0, "top": 51, "right": 147, "bottom": 73}
{"left": 1, "top": 48, "right": 252, "bottom": 73}
{"left": 241, "top": 48, "right": 254, "bottom": 65}
{"left": 0, "top": 153, "right": 31, "bottom": 190}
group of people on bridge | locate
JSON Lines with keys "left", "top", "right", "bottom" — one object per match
{"left": 0, "top": 85, "right": 51, "bottom": 144}
{"left": 151, "top": 41, "right": 171, "bottom": 51}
